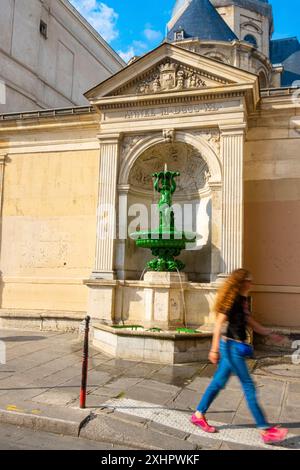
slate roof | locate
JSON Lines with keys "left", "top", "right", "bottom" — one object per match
{"left": 271, "top": 37, "right": 300, "bottom": 86}
{"left": 167, "top": 0, "right": 237, "bottom": 42}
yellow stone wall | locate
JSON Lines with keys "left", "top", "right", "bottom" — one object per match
{"left": 1, "top": 148, "right": 99, "bottom": 313}
{"left": 244, "top": 102, "right": 300, "bottom": 327}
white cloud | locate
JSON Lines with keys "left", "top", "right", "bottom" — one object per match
{"left": 70, "top": 0, "right": 119, "bottom": 42}
{"left": 144, "top": 28, "right": 163, "bottom": 42}
{"left": 118, "top": 46, "right": 136, "bottom": 63}
{"left": 118, "top": 40, "right": 148, "bottom": 63}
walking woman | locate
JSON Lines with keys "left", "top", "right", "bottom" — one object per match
{"left": 191, "top": 269, "right": 288, "bottom": 445}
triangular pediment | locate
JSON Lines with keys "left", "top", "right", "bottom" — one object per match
{"left": 85, "top": 43, "right": 259, "bottom": 106}
{"left": 107, "top": 58, "right": 232, "bottom": 97}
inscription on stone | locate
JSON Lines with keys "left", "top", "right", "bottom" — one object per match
{"left": 124, "top": 102, "right": 223, "bottom": 120}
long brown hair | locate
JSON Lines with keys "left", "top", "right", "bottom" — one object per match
{"left": 214, "top": 269, "right": 251, "bottom": 315}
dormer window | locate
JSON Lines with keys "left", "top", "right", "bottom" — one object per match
{"left": 174, "top": 28, "right": 185, "bottom": 41}
{"left": 244, "top": 34, "right": 258, "bottom": 48}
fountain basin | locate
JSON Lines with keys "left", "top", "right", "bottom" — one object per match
{"left": 131, "top": 230, "right": 196, "bottom": 249}
{"left": 93, "top": 323, "right": 212, "bottom": 364}
{"left": 131, "top": 230, "right": 196, "bottom": 272}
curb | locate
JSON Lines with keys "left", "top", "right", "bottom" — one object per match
{"left": 0, "top": 405, "right": 91, "bottom": 438}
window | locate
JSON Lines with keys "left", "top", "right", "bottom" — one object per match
{"left": 40, "top": 20, "right": 48, "bottom": 39}
{"left": 244, "top": 34, "right": 257, "bottom": 48}
{"left": 259, "top": 71, "right": 267, "bottom": 89}
{"left": 174, "top": 29, "right": 185, "bottom": 41}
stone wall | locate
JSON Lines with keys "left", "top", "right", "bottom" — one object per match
{"left": 0, "top": 0, "right": 124, "bottom": 112}
{"left": 0, "top": 110, "right": 100, "bottom": 326}
{"left": 244, "top": 95, "right": 300, "bottom": 327}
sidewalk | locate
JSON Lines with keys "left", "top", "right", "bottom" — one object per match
{"left": 0, "top": 329, "right": 299, "bottom": 450}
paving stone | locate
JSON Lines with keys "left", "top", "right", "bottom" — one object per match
{"left": 4, "top": 387, "right": 49, "bottom": 402}
{"left": 236, "top": 403, "right": 281, "bottom": 422}
{"left": 89, "top": 387, "right": 125, "bottom": 399}
{"left": 231, "top": 414, "right": 256, "bottom": 427}
{"left": 227, "top": 376, "right": 242, "bottom": 390}
{"left": 81, "top": 413, "right": 197, "bottom": 450}
{"left": 169, "top": 388, "right": 201, "bottom": 412}
{"left": 185, "top": 376, "right": 212, "bottom": 392}
{"left": 32, "top": 363, "right": 83, "bottom": 387}
{"left": 137, "top": 379, "right": 181, "bottom": 394}
{"left": 32, "top": 388, "right": 79, "bottom": 406}
{"left": 84, "top": 394, "right": 115, "bottom": 410}
{"left": 204, "top": 411, "right": 235, "bottom": 424}
{"left": 147, "top": 420, "right": 189, "bottom": 440}
{"left": 59, "top": 370, "right": 111, "bottom": 389}
{"left": 198, "top": 364, "right": 218, "bottom": 378}
{"left": 186, "top": 433, "right": 222, "bottom": 449}
{"left": 288, "top": 382, "right": 300, "bottom": 393}
{"left": 219, "top": 441, "right": 268, "bottom": 451}
{"left": 150, "top": 364, "right": 202, "bottom": 387}
{"left": 280, "top": 405, "right": 300, "bottom": 424}
{"left": 119, "top": 362, "right": 162, "bottom": 378}
{"left": 105, "top": 358, "right": 142, "bottom": 370}
{"left": 102, "top": 377, "right": 144, "bottom": 391}
{"left": 210, "top": 390, "right": 243, "bottom": 412}
{"left": 125, "top": 385, "right": 177, "bottom": 406}
{"left": 286, "top": 391, "right": 300, "bottom": 407}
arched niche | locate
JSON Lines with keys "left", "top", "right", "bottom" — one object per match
{"left": 117, "top": 137, "right": 222, "bottom": 282}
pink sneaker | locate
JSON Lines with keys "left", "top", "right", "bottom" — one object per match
{"left": 262, "top": 426, "right": 288, "bottom": 444}
{"left": 191, "top": 414, "right": 217, "bottom": 433}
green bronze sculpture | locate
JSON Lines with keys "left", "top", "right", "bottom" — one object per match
{"left": 131, "top": 165, "right": 196, "bottom": 272}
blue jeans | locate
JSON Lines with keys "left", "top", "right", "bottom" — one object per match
{"left": 197, "top": 339, "right": 269, "bottom": 429}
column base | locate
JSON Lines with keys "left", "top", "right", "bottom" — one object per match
{"left": 91, "top": 271, "right": 116, "bottom": 280}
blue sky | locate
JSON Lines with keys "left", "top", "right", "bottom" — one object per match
{"left": 69, "top": 1, "right": 300, "bottom": 62}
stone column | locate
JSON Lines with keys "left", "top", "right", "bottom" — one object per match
{"left": 92, "top": 135, "right": 120, "bottom": 280}
{"left": 115, "top": 184, "right": 130, "bottom": 280}
{"left": 209, "top": 182, "right": 222, "bottom": 282}
{"left": 220, "top": 125, "right": 246, "bottom": 274}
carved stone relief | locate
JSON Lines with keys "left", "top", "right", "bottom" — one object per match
{"left": 121, "top": 135, "right": 146, "bottom": 160}
{"left": 192, "top": 129, "right": 221, "bottom": 156}
{"left": 128, "top": 142, "right": 210, "bottom": 194}
{"left": 112, "top": 60, "right": 220, "bottom": 96}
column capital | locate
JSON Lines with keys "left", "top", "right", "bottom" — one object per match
{"left": 117, "top": 184, "right": 131, "bottom": 194}
{"left": 97, "top": 133, "right": 121, "bottom": 144}
{"left": 208, "top": 181, "right": 222, "bottom": 191}
{"left": 219, "top": 124, "right": 247, "bottom": 137}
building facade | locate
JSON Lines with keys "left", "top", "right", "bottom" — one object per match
{"left": 0, "top": 0, "right": 124, "bottom": 112}
{"left": 0, "top": 0, "right": 299, "bottom": 334}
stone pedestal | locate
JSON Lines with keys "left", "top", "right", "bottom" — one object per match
{"left": 84, "top": 279, "right": 116, "bottom": 325}
{"left": 143, "top": 271, "right": 188, "bottom": 330}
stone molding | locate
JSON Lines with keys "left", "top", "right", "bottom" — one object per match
{"left": 99, "top": 89, "right": 246, "bottom": 111}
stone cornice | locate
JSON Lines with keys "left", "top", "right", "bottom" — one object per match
{"left": 93, "top": 86, "right": 249, "bottom": 111}
{"left": 97, "top": 133, "right": 121, "bottom": 144}
{"left": 219, "top": 123, "right": 247, "bottom": 136}
{"left": 0, "top": 111, "right": 99, "bottom": 134}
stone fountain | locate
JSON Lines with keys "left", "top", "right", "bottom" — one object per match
{"left": 91, "top": 165, "right": 212, "bottom": 364}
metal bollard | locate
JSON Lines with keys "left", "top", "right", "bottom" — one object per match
{"left": 80, "top": 315, "right": 90, "bottom": 409}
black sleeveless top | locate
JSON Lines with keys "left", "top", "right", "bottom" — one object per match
{"left": 225, "top": 295, "right": 250, "bottom": 342}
